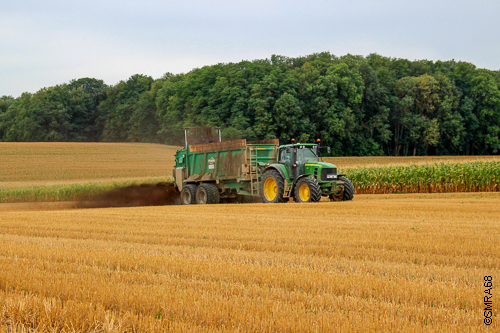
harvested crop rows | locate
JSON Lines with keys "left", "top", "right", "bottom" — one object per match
{"left": 0, "top": 193, "right": 498, "bottom": 332}
{"left": 0, "top": 143, "right": 180, "bottom": 203}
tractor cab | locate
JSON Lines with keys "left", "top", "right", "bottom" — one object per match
{"left": 277, "top": 143, "right": 337, "bottom": 182}
{"left": 279, "top": 144, "right": 317, "bottom": 180}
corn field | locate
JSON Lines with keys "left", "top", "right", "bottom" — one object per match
{"left": 323, "top": 155, "right": 500, "bottom": 169}
{"left": 348, "top": 161, "right": 500, "bottom": 194}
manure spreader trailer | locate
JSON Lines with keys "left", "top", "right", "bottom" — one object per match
{"left": 173, "top": 127, "right": 353, "bottom": 204}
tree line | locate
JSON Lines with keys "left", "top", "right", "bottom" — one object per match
{"left": 1, "top": 52, "right": 499, "bottom": 156}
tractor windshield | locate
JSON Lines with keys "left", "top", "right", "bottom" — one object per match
{"left": 297, "top": 146, "right": 319, "bottom": 163}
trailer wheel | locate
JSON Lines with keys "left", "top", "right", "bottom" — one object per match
{"left": 196, "top": 183, "right": 220, "bottom": 204}
{"left": 260, "top": 170, "right": 284, "bottom": 203}
{"left": 180, "top": 184, "right": 197, "bottom": 205}
{"left": 294, "top": 177, "right": 322, "bottom": 203}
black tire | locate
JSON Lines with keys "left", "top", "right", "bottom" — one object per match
{"left": 338, "top": 176, "right": 354, "bottom": 201}
{"left": 180, "top": 184, "right": 197, "bottom": 205}
{"left": 260, "top": 169, "right": 284, "bottom": 203}
{"left": 294, "top": 177, "right": 322, "bottom": 203}
{"left": 196, "top": 183, "right": 220, "bottom": 204}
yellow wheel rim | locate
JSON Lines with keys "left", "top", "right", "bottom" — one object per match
{"left": 263, "top": 178, "right": 277, "bottom": 201}
{"left": 299, "top": 183, "right": 310, "bottom": 202}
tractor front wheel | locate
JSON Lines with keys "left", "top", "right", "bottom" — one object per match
{"left": 330, "top": 176, "right": 354, "bottom": 201}
{"left": 260, "top": 170, "right": 284, "bottom": 203}
{"left": 294, "top": 177, "right": 322, "bottom": 203}
{"left": 196, "top": 183, "right": 220, "bottom": 204}
{"left": 339, "top": 176, "right": 354, "bottom": 201}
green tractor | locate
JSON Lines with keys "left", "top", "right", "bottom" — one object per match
{"left": 173, "top": 127, "right": 353, "bottom": 204}
{"left": 259, "top": 140, "right": 354, "bottom": 203}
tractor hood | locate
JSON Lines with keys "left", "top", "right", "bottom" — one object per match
{"left": 304, "top": 161, "right": 337, "bottom": 169}
{"left": 304, "top": 162, "right": 338, "bottom": 182}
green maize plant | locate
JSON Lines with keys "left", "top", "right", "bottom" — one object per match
{"left": 346, "top": 161, "right": 500, "bottom": 194}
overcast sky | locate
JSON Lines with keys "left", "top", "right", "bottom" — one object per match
{"left": 1, "top": 0, "right": 499, "bottom": 97}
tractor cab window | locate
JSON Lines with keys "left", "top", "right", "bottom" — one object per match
{"left": 297, "top": 146, "right": 319, "bottom": 163}
{"left": 279, "top": 147, "right": 295, "bottom": 180}
{"left": 279, "top": 148, "right": 293, "bottom": 164}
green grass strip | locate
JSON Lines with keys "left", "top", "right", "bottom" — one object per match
{"left": 0, "top": 178, "right": 173, "bottom": 203}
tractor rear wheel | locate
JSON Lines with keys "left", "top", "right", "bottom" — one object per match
{"left": 294, "top": 177, "right": 322, "bottom": 203}
{"left": 180, "top": 184, "right": 197, "bottom": 205}
{"left": 260, "top": 170, "right": 284, "bottom": 203}
{"left": 196, "top": 183, "right": 220, "bottom": 204}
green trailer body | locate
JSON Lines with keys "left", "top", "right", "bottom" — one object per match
{"left": 173, "top": 138, "right": 279, "bottom": 199}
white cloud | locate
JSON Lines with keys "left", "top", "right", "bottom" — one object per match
{"left": 1, "top": 0, "right": 499, "bottom": 97}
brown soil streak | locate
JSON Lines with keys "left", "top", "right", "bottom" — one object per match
{"left": 76, "top": 182, "right": 180, "bottom": 208}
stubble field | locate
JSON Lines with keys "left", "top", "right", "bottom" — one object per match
{"left": 0, "top": 142, "right": 499, "bottom": 332}
{"left": 0, "top": 143, "right": 179, "bottom": 187}
{"left": 0, "top": 193, "right": 499, "bottom": 332}
{"left": 0, "top": 143, "right": 180, "bottom": 203}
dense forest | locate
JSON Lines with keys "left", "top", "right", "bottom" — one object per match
{"left": 1, "top": 53, "right": 499, "bottom": 156}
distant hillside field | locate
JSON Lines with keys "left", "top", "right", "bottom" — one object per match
{"left": 0, "top": 143, "right": 180, "bottom": 187}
